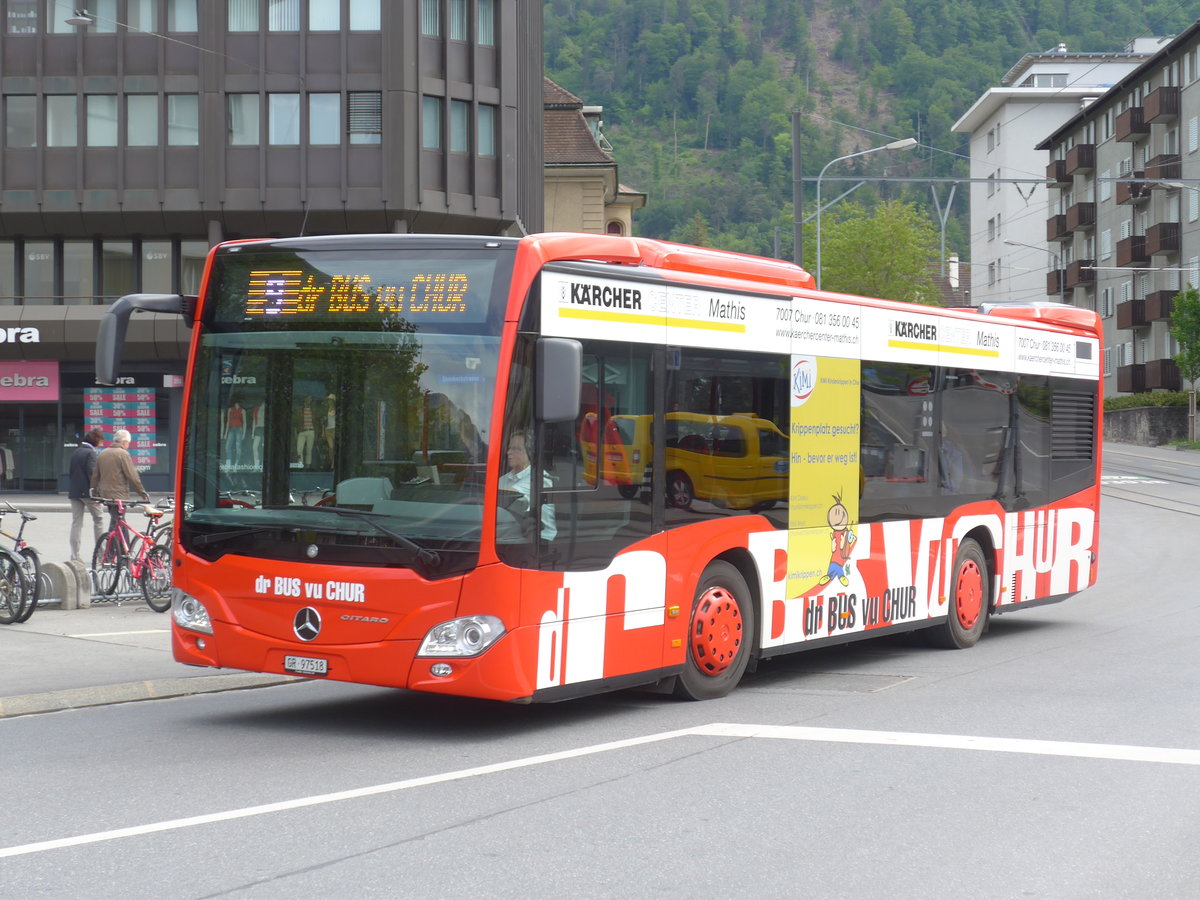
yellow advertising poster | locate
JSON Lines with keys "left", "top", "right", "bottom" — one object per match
{"left": 787, "top": 355, "right": 862, "bottom": 602}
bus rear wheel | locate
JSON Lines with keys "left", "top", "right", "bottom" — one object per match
{"left": 926, "top": 538, "right": 989, "bottom": 649}
{"left": 674, "top": 561, "right": 755, "bottom": 700}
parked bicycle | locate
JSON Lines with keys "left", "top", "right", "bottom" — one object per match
{"left": 0, "top": 500, "right": 42, "bottom": 624}
{"left": 91, "top": 499, "right": 172, "bottom": 613}
{"left": 144, "top": 496, "right": 175, "bottom": 550}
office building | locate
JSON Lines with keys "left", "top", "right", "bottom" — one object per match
{"left": 0, "top": 0, "right": 543, "bottom": 491}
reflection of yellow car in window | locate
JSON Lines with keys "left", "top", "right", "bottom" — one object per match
{"left": 665, "top": 413, "right": 788, "bottom": 510}
{"left": 581, "top": 411, "right": 788, "bottom": 509}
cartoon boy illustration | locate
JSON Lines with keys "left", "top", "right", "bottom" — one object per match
{"left": 818, "top": 492, "right": 856, "bottom": 586}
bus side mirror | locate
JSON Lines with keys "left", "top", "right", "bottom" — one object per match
{"left": 96, "top": 293, "right": 190, "bottom": 385}
{"left": 536, "top": 337, "right": 582, "bottom": 423}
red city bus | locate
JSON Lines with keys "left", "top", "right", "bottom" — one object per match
{"left": 97, "top": 233, "right": 1102, "bottom": 702}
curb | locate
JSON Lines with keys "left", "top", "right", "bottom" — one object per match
{"left": 0, "top": 672, "right": 301, "bottom": 718}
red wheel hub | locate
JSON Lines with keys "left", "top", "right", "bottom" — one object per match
{"left": 690, "top": 587, "right": 743, "bottom": 676}
{"left": 955, "top": 559, "right": 983, "bottom": 630}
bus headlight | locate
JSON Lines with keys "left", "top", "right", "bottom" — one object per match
{"left": 172, "top": 589, "right": 213, "bottom": 634}
{"left": 418, "top": 615, "right": 505, "bottom": 657}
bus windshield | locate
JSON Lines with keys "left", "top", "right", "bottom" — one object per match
{"left": 179, "top": 239, "right": 515, "bottom": 577}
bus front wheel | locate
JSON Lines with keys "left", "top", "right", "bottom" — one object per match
{"left": 674, "top": 561, "right": 756, "bottom": 700}
{"left": 926, "top": 538, "right": 989, "bottom": 649}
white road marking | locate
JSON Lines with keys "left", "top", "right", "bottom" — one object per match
{"left": 70, "top": 630, "right": 170, "bottom": 638}
{"left": 2, "top": 722, "right": 1197, "bottom": 859}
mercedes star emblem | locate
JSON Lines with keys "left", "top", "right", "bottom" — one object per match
{"left": 293, "top": 607, "right": 322, "bottom": 642}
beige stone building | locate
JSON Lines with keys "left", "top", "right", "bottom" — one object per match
{"left": 543, "top": 79, "right": 645, "bottom": 234}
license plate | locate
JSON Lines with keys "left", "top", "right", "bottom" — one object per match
{"left": 284, "top": 655, "right": 328, "bottom": 676}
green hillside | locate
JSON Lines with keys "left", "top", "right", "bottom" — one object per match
{"left": 545, "top": 0, "right": 1200, "bottom": 260}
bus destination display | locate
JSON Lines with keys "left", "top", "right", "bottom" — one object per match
{"left": 244, "top": 270, "right": 471, "bottom": 318}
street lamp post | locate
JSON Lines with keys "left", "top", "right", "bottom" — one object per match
{"left": 1004, "top": 239, "right": 1063, "bottom": 301}
{"left": 815, "top": 137, "right": 917, "bottom": 290}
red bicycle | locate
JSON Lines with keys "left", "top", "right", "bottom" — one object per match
{"left": 91, "top": 499, "right": 172, "bottom": 612}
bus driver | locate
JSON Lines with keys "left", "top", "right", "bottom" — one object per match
{"left": 498, "top": 430, "right": 556, "bottom": 541}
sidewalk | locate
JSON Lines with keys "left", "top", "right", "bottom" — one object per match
{"left": 0, "top": 603, "right": 295, "bottom": 717}
{"left": 0, "top": 495, "right": 294, "bottom": 718}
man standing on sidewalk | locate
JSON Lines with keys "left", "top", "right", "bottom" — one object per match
{"left": 91, "top": 429, "right": 151, "bottom": 507}
{"left": 68, "top": 428, "right": 105, "bottom": 562}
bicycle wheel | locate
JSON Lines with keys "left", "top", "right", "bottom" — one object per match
{"left": 92, "top": 531, "right": 123, "bottom": 596}
{"left": 14, "top": 546, "right": 40, "bottom": 623}
{"left": 139, "top": 545, "right": 173, "bottom": 613}
{"left": 0, "top": 553, "right": 28, "bottom": 624}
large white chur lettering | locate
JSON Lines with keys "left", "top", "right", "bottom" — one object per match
{"left": 536, "top": 551, "right": 666, "bottom": 690}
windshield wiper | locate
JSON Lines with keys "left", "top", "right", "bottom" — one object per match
{"left": 263, "top": 505, "right": 442, "bottom": 570}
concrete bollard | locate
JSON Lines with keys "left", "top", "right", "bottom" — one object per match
{"left": 42, "top": 561, "right": 80, "bottom": 610}
{"left": 64, "top": 559, "right": 92, "bottom": 609}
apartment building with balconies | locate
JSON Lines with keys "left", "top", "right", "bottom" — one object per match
{"left": 1038, "top": 24, "right": 1200, "bottom": 398}
{"left": 953, "top": 42, "right": 1156, "bottom": 309}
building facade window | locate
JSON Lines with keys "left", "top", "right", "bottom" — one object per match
{"left": 309, "top": 93, "right": 340, "bottom": 145}
{"left": 127, "top": 0, "right": 156, "bottom": 31}
{"left": 46, "top": 95, "right": 77, "bottom": 147}
{"left": 348, "top": 0, "right": 380, "bottom": 30}
{"left": 167, "top": 94, "right": 199, "bottom": 145}
{"left": 420, "top": 0, "right": 439, "bottom": 36}
{"left": 477, "top": 103, "right": 496, "bottom": 156}
{"left": 62, "top": 240, "right": 94, "bottom": 304}
{"left": 1099, "top": 170, "right": 1112, "bottom": 202}
{"left": 167, "top": 0, "right": 198, "bottom": 31}
{"left": 309, "top": 0, "right": 338, "bottom": 30}
{"left": 7, "top": 1, "right": 37, "bottom": 33}
{"left": 477, "top": 0, "right": 494, "bottom": 45}
{"left": 268, "top": 93, "right": 301, "bottom": 145}
{"left": 422, "top": 96, "right": 442, "bottom": 149}
{"left": 347, "top": 91, "right": 382, "bottom": 144}
{"left": 5, "top": 96, "right": 36, "bottom": 147}
{"left": 24, "top": 241, "right": 54, "bottom": 304}
{"left": 449, "top": 99, "right": 469, "bottom": 152}
{"left": 127, "top": 96, "right": 159, "bottom": 146}
{"left": 268, "top": 0, "right": 300, "bottom": 31}
{"left": 228, "top": 94, "right": 260, "bottom": 145}
{"left": 228, "top": 0, "right": 257, "bottom": 31}
{"left": 86, "top": 95, "right": 118, "bottom": 147}
{"left": 449, "top": 0, "right": 468, "bottom": 41}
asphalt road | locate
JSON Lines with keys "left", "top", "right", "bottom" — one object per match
{"left": 2, "top": 444, "right": 1197, "bottom": 898}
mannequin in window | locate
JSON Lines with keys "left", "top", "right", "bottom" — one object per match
{"left": 250, "top": 403, "right": 265, "bottom": 467}
{"left": 295, "top": 396, "right": 316, "bottom": 467}
{"left": 322, "top": 394, "right": 336, "bottom": 468}
{"left": 223, "top": 401, "right": 245, "bottom": 467}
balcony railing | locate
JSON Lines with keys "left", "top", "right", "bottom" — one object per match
{"left": 1117, "top": 364, "right": 1146, "bottom": 393}
{"left": 1064, "top": 143, "right": 1096, "bottom": 174}
{"left": 1115, "top": 107, "right": 1148, "bottom": 142}
{"left": 1046, "top": 159, "right": 1070, "bottom": 186}
{"left": 1117, "top": 298, "right": 1147, "bottom": 329}
{"left": 1146, "top": 290, "right": 1177, "bottom": 321}
{"left": 1066, "top": 201, "right": 1096, "bottom": 231}
{"left": 1064, "top": 260, "right": 1095, "bottom": 289}
{"left": 1146, "top": 153, "right": 1182, "bottom": 182}
{"left": 1116, "top": 234, "right": 1149, "bottom": 267}
{"left": 1046, "top": 270, "right": 1064, "bottom": 296}
{"left": 1146, "top": 221, "right": 1180, "bottom": 256}
{"left": 1145, "top": 85, "right": 1180, "bottom": 124}
{"left": 1046, "top": 214, "right": 1070, "bottom": 242}
{"left": 1145, "top": 358, "right": 1181, "bottom": 391}
{"left": 1116, "top": 173, "right": 1148, "bottom": 204}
